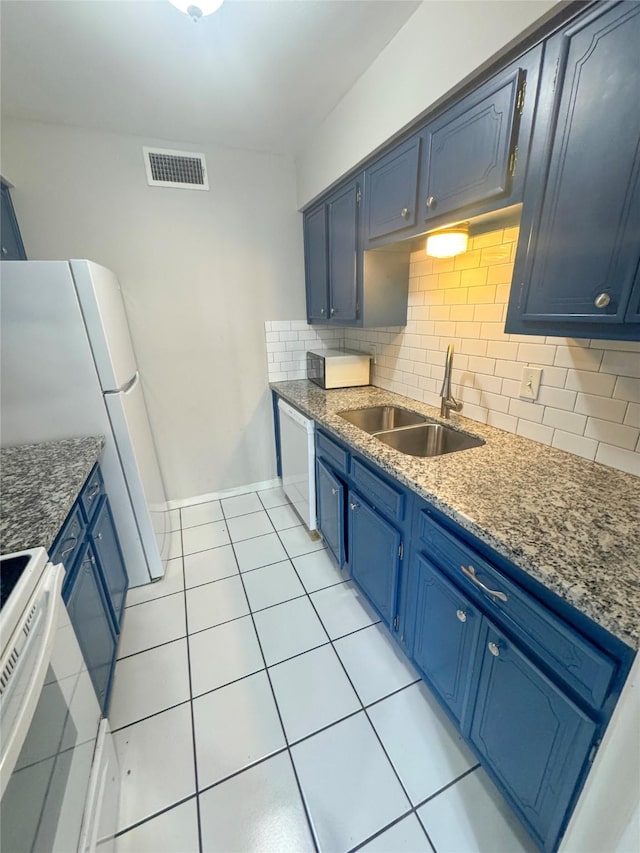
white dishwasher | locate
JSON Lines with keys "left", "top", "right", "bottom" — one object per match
{"left": 277, "top": 398, "right": 317, "bottom": 531}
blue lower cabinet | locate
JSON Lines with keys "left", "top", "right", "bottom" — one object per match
{"left": 91, "top": 496, "right": 129, "bottom": 633}
{"left": 410, "top": 553, "right": 481, "bottom": 724}
{"left": 65, "top": 542, "right": 117, "bottom": 714}
{"left": 469, "top": 620, "right": 597, "bottom": 851}
{"left": 316, "top": 458, "right": 345, "bottom": 567}
{"left": 348, "top": 491, "right": 401, "bottom": 628}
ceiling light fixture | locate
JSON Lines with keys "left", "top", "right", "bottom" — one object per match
{"left": 425, "top": 224, "right": 469, "bottom": 258}
{"left": 169, "top": 0, "right": 224, "bottom": 22}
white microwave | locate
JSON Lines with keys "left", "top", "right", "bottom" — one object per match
{"left": 307, "top": 348, "right": 371, "bottom": 389}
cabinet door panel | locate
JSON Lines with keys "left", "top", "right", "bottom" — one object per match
{"left": 365, "top": 136, "right": 420, "bottom": 241}
{"left": 0, "top": 185, "right": 27, "bottom": 260}
{"left": 520, "top": 2, "right": 640, "bottom": 322}
{"left": 421, "top": 69, "right": 522, "bottom": 223}
{"left": 470, "top": 621, "right": 596, "bottom": 850}
{"left": 66, "top": 543, "right": 117, "bottom": 713}
{"left": 304, "top": 205, "right": 328, "bottom": 322}
{"left": 92, "top": 497, "right": 129, "bottom": 633}
{"left": 316, "top": 458, "right": 345, "bottom": 567}
{"left": 349, "top": 491, "right": 400, "bottom": 627}
{"left": 411, "top": 554, "right": 480, "bottom": 724}
{"left": 328, "top": 182, "right": 358, "bottom": 322}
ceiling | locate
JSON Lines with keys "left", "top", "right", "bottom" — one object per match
{"left": 0, "top": 0, "right": 421, "bottom": 155}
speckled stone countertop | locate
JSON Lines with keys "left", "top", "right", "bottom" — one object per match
{"left": 1, "top": 437, "right": 105, "bottom": 553}
{"left": 273, "top": 380, "right": 640, "bottom": 649}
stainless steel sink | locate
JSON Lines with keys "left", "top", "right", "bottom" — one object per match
{"left": 339, "top": 406, "right": 426, "bottom": 433}
{"left": 375, "top": 423, "right": 484, "bottom": 457}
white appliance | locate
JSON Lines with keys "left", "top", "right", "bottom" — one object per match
{"left": 0, "top": 548, "right": 119, "bottom": 851}
{"left": 0, "top": 260, "right": 168, "bottom": 586}
{"left": 278, "top": 399, "right": 317, "bottom": 531}
{"left": 307, "top": 348, "right": 371, "bottom": 389}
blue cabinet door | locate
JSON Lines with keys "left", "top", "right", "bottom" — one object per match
{"left": 419, "top": 66, "right": 524, "bottom": 224}
{"left": 508, "top": 2, "right": 640, "bottom": 329}
{"left": 65, "top": 542, "right": 117, "bottom": 714}
{"left": 469, "top": 620, "right": 597, "bottom": 851}
{"left": 327, "top": 180, "right": 359, "bottom": 322}
{"left": 0, "top": 185, "right": 27, "bottom": 260}
{"left": 410, "top": 553, "right": 481, "bottom": 724}
{"left": 364, "top": 136, "right": 420, "bottom": 242}
{"left": 304, "top": 204, "right": 329, "bottom": 322}
{"left": 316, "top": 458, "right": 345, "bottom": 567}
{"left": 92, "top": 496, "right": 129, "bottom": 634}
{"left": 349, "top": 491, "right": 401, "bottom": 627}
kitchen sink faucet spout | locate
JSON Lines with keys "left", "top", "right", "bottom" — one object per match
{"left": 440, "top": 344, "right": 463, "bottom": 419}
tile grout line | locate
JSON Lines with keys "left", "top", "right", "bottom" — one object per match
{"left": 221, "top": 495, "right": 321, "bottom": 853}
{"left": 178, "top": 510, "right": 204, "bottom": 853}
{"left": 269, "top": 519, "right": 439, "bottom": 853}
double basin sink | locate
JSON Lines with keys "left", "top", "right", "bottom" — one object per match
{"left": 338, "top": 406, "right": 484, "bottom": 458}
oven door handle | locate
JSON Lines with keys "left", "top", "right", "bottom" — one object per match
{"left": 0, "top": 562, "right": 65, "bottom": 798}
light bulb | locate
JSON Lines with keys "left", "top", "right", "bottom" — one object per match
{"left": 169, "top": 0, "right": 224, "bottom": 21}
{"left": 425, "top": 226, "right": 469, "bottom": 258}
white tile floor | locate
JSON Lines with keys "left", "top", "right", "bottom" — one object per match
{"left": 111, "top": 486, "right": 537, "bottom": 853}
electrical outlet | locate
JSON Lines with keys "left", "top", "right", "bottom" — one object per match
{"left": 520, "top": 367, "right": 542, "bottom": 400}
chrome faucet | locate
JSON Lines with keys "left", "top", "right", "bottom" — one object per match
{"left": 440, "top": 344, "right": 462, "bottom": 419}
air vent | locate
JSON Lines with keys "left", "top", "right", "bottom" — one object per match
{"left": 143, "top": 146, "right": 209, "bottom": 190}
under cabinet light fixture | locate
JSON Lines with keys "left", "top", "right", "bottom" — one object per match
{"left": 169, "top": 0, "right": 224, "bottom": 21}
{"left": 426, "top": 224, "right": 469, "bottom": 258}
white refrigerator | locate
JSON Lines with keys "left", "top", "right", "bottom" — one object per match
{"left": 1, "top": 260, "right": 168, "bottom": 586}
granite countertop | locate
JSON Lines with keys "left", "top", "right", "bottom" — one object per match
{"left": 272, "top": 380, "right": 640, "bottom": 649}
{"left": 1, "top": 437, "right": 105, "bottom": 554}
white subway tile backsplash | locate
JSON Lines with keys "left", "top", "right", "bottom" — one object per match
{"left": 542, "top": 408, "right": 587, "bottom": 435}
{"left": 516, "top": 420, "right": 554, "bottom": 445}
{"left": 552, "top": 430, "right": 598, "bottom": 461}
{"left": 601, "top": 350, "right": 640, "bottom": 378}
{"left": 584, "top": 418, "right": 639, "bottom": 450}
{"left": 595, "top": 443, "right": 640, "bottom": 477}
{"left": 574, "top": 393, "right": 628, "bottom": 423}
{"left": 265, "top": 228, "right": 638, "bottom": 477}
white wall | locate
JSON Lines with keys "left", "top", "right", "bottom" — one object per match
{"left": 1, "top": 118, "right": 305, "bottom": 501}
{"left": 295, "top": 0, "right": 558, "bottom": 207}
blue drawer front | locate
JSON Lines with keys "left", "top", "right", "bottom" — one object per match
{"left": 350, "top": 457, "right": 405, "bottom": 522}
{"left": 417, "top": 509, "right": 615, "bottom": 709}
{"left": 316, "top": 430, "right": 350, "bottom": 474}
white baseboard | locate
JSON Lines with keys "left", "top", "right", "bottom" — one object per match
{"left": 166, "top": 478, "right": 281, "bottom": 510}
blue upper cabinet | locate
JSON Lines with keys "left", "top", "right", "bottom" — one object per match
{"left": 1, "top": 183, "right": 27, "bottom": 260}
{"left": 304, "top": 204, "right": 329, "bottom": 321}
{"left": 506, "top": 1, "right": 640, "bottom": 339}
{"left": 418, "top": 60, "right": 530, "bottom": 227}
{"left": 327, "top": 179, "right": 359, "bottom": 322}
{"left": 363, "top": 135, "right": 421, "bottom": 244}
{"left": 304, "top": 177, "right": 360, "bottom": 325}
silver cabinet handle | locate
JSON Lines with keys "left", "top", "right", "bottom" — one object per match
{"left": 331, "top": 488, "right": 338, "bottom": 495}
{"left": 87, "top": 484, "right": 100, "bottom": 499}
{"left": 488, "top": 641, "right": 500, "bottom": 657}
{"left": 320, "top": 307, "right": 325, "bottom": 316}
{"left": 96, "top": 532, "right": 103, "bottom": 540}
{"left": 330, "top": 307, "right": 336, "bottom": 316}
{"left": 456, "top": 609, "right": 467, "bottom": 623}
{"left": 426, "top": 196, "right": 436, "bottom": 209}
{"left": 460, "top": 565, "right": 508, "bottom": 602}
{"left": 350, "top": 502, "right": 359, "bottom": 510}
{"left": 60, "top": 535, "right": 78, "bottom": 558}
{"left": 1, "top": 247, "right": 8, "bottom": 255}
{"left": 401, "top": 207, "right": 410, "bottom": 219}
{"left": 594, "top": 292, "right": 611, "bottom": 308}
